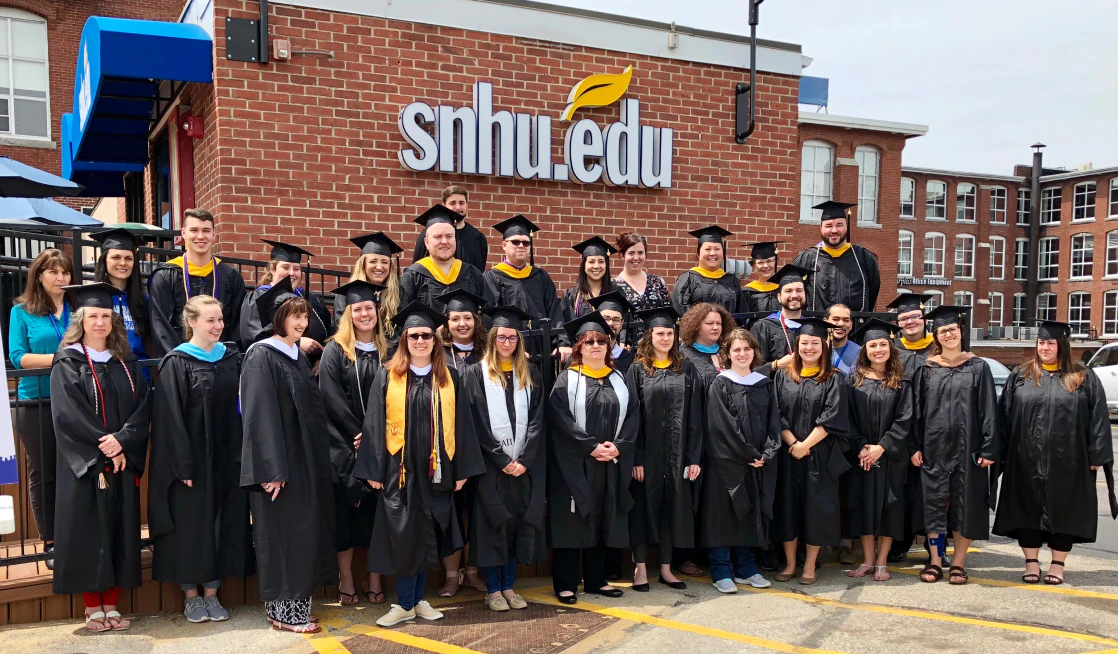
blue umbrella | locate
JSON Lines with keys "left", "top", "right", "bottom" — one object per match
{"left": 0, "top": 197, "right": 103, "bottom": 227}
{"left": 0, "top": 156, "right": 84, "bottom": 198}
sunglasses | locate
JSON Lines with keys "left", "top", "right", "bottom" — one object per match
{"left": 495, "top": 334, "right": 520, "bottom": 344}
{"left": 506, "top": 239, "right": 531, "bottom": 248}
{"left": 583, "top": 338, "right": 610, "bottom": 347}
{"left": 407, "top": 332, "right": 435, "bottom": 341}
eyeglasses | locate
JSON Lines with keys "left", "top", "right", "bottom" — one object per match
{"left": 603, "top": 316, "right": 624, "bottom": 325}
{"left": 898, "top": 314, "right": 922, "bottom": 324}
{"left": 583, "top": 338, "right": 610, "bottom": 347}
{"left": 495, "top": 334, "right": 519, "bottom": 344}
{"left": 937, "top": 325, "right": 961, "bottom": 336}
{"left": 407, "top": 332, "right": 435, "bottom": 341}
{"left": 506, "top": 239, "right": 531, "bottom": 248}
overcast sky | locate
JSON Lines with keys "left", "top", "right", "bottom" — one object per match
{"left": 546, "top": 0, "right": 1118, "bottom": 174}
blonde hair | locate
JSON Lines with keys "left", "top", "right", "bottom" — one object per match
{"left": 61, "top": 307, "right": 132, "bottom": 361}
{"left": 350, "top": 253, "right": 401, "bottom": 334}
{"left": 331, "top": 303, "right": 389, "bottom": 363}
{"left": 181, "top": 295, "right": 223, "bottom": 341}
{"left": 482, "top": 327, "right": 533, "bottom": 390}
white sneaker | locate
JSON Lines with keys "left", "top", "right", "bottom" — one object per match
{"left": 733, "top": 574, "right": 771, "bottom": 588}
{"left": 712, "top": 578, "right": 738, "bottom": 594}
{"left": 413, "top": 600, "right": 444, "bottom": 621}
{"left": 376, "top": 604, "right": 416, "bottom": 627}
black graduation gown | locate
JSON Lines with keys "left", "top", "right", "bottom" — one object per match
{"left": 895, "top": 339, "right": 932, "bottom": 539}
{"left": 751, "top": 316, "right": 797, "bottom": 367}
{"left": 399, "top": 260, "right": 494, "bottom": 313}
{"left": 413, "top": 222, "right": 490, "bottom": 271}
{"left": 627, "top": 361, "right": 703, "bottom": 550}
{"left": 770, "top": 370, "right": 850, "bottom": 546}
{"left": 993, "top": 369, "right": 1117, "bottom": 543}
{"left": 845, "top": 377, "right": 913, "bottom": 540}
{"left": 319, "top": 341, "right": 381, "bottom": 551}
{"left": 560, "top": 286, "right": 597, "bottom": 323}
{"left": 148, "top": 261, "right": 247, "bottom": 356}
{"left": 50, "top": 349, "right": 150, "bottom": 595}
{"left": 680, "top": 344, "right": 719, "bottom": 384}
{"left": 700, "top": 374, "right": 781, "bottom": 548}
{"left": 463, "top": 364, "right": 547, "bottom": 567}
{"left": 239, "top": 286, "right": 333, "bottom": 350}
{"left": 150, "top": 347, "right": 254, "bottom": 585}
{"left": 914, "top": 357, "right": 999, "bottom": 539}
{"left": 445, "top": 345, "right": 482, "bottom": 376}
{"left": 671, "top": 270, "right": 751, "bottom": 316}
{"left": 743, "top": 284, "right": 780, "bottom": 315}
{"left": 791, "top": 244, "right": 880, "bottom": 313}
{"left": 484, "top": 267, "right": 569, "bottom": 347}
{"left": 239, "top": 343, "right": 337, "bottom": 601}
{"left": 612, "top": 347, "right": 634, "bottom": 375}
{"left": 547, "top": 369, "right": 640, "bottom": 549}
{"left": 896, "top": 339, "right": 932, "bottom": 381}
{"left": 356, "top": 367, "right": 485, "bottom": 576}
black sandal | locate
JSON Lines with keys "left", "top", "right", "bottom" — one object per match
{"left": 1044, "top": 560, "right": 1065, "bottom": 585}
{"left": 366, "top": 590, "right": 386, "bottom": 604}
{"left": 919, "top": 564, "right": 943, "bottom": 583}
{"left": 948, "top": 565, "right": 968, "bottom": 585}
{"left": 1021, "top": 558, "right": 1040, "bottom": 584}
{"left": 338, "top": 590, "right": 360, "bottom": 605}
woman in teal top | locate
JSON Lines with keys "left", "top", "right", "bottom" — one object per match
{"left": 7, "top": 248, "right": 73, "bottom": 560}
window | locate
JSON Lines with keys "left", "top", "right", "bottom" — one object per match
{"left": 988, "top": 236, "right": 1005, "bottom": 280}
{"left": 0, "top": 9, "right": 50, "bottom": 138}
{"left": 900, "top": 177, "right": 915, "bottom": 218}
{"left": 953, "top": 291, "right": 974, "bottom": 307}
{"left": 1017, "top": 188, "right": 1031, "bottom": 226}
{"left": 1110, "top": 178, "right": 1118, "bottom": 218}
{"left": 1068, "top": 292, "right": 1091, "bottom": 337}
{"left": 925, "top": 291, "right": 943, "bottom": 311}
{"left": 855, "top": 146, "right": 879, "bottom": 224}
{"left": 1038, "top": 236, "right": 1059, "bottom": 281}
{"left": 1041, "top": 187, "right": 1062, "bottom": 225}
{"left": 1072, "top": 182, "right": 1096, "bottom": 222}
{"left": 954, "top": 234, "right": 975, "bottom": 278}
{"left": 1107, "top": 230, "right": 1118, "bottom": 277}
{"left": 1036, "top": 292, "right": 1057, "bottom": 322}
{"left": 898, "top": 230, "right": 914, "bottom": 276}
{"left": 1012, "top": 293, "right": 1027, "bottom": 328}
{"left": 989, "top": 186, "right": 1007, "bottom": 224}
{"left": 800, "top": 140, "right": 833, "bottom": 222}
{"left": 924, "top": 232, "right": 945, "bottom": 277}
{"left": 1104, "top": 290, "right": 1118, "bottom": 337}
{"left": 1070, "top": 233, "right": 1094, "bottom": 279}
{"left": 988, "top": 292, "right": 1003, "bottom": 327}
{"left": 956, "top": 183, "right": 977, "bottom": 222}
{"left": 1014, "top": 238, "right": 1030, "bottom": 281}
{"left": 926, "top": 181, "right": 947, "bottom": 220}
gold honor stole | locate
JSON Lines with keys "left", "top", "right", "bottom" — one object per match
{"left": 568, "top": 364, "right": 613, "bottom": 379}
{"left": 1042, "top": 363, "right": 1059, "bottom": 372}
{"left": 689, "top": 266, "right": 726, "bottom": 280}
{"left": 416, "top": 257, "right": 461, "bottom": 285}
{"left": 652, "top": 359, "right": 672, "bottom": 369}
{"left": 745, "top": 280, "right": 778, "bottom": 292}
{"left": 800, "top": 366, "right": 821, "bottom": 378}
{"left": 385, "top": 371, "right": 456, "bottom": 487}
{"left": 821, "top": 242, "right": 852, "bottom": 258}
{"left": 493, "top": 262, "right": 533, "bottom": 279}
{"left": 900, "top": 334, "right": 934, "bottom": 350}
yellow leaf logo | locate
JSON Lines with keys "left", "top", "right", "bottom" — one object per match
{"left": 561, "top": 65, "right": 634, "bottom": 122}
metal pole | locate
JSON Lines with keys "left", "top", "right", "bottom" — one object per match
{"left": 1025, "top": 143, "right": 1044, "bottom": 328}
{"left": 735, "top": 0, "right": 764, "bottom": 144}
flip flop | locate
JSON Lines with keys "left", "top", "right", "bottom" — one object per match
{"left": 872, "top": 565, "right": 891, "bottom": 581}
{"left": 847, "top": 563, "right": 873, "bottom": 578}
{"left": 104, "top": 610, "right": 130, "bottom": 631}
{"left": 85, "top": 611, "right": 111, "bottom": 633}
{"left": 338, "top": 590, "right": 360, "bottom": 605}
{"left": 367, "top": 590, "right": 387, "bottom": 604}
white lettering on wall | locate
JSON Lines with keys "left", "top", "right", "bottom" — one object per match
{"left": 398, "top": 102, "right": 438, "bottom": 172}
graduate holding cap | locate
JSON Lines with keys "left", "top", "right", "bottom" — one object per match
{"left": 562, "top": 236, "right": 618, "bottom": 322}
{"left": 400, "top": 204, "right": 494, "bottom": 313}
{"left": 239, "top": 239, "right": 333, "bottom": 354}
{"left": 588, "top": 290, "right": 635, "bottom": 374}
{"left": 750, "top": 264, "right": 812, "bottom": 375}
{"left": 437, "top": 288, "right": 487, "bottom": 376}
{"left": 672, "top": 225, "right": 752, "bottom": 316}
{"left": 90, "top": 228, "right": 150, "bottom": 359}
{"left": 742, "top": 241, "right": 784, "bottom": 314}
{"left": 50, "top": 283, "right": 151, "bottom": 633}
{"left": 334, "top": 232, "right": 403, "bottom": 339}
{"left": 791, "top": 201, "right": 880, "bottom": 313}
{"left": 355, "top": 301, "right": 484, "bottom": 628}
{"left": 912, "top": 306, "right": 998, "bottom": 586}
{"left": 994, "top": 321, "right": 1116, "bottom": 586}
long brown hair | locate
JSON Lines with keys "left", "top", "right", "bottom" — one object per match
{"left": 438, "top": 311, "right": 487, "bottom": 355}
{"left": 568, "top": 330, "right": 615, "bottom": 369}
{"left": 350, "top": 253, "right": 401, "bottom": 333}
{"left": 331, "top": 303, "right": 388, "bottom": 363}
{"left": 1020, "top": 336, "right": 1086, "bottom": 393}
{"left": 16, "top": 249, "right": 73, "bottom": 316}
{"left": 720, "top": 327, "right": 764, "bottom": 372}
{"left": 679, "top": 302, "right": 736, "bottom": 347}
{"left": 94, "top": 248, "right": 148, "bottom": 337}
{"left": 60, "top": 307, "right": 132, "bottom": 361}
{"left": 789, "top": 333, "right": 836, "bottom": 383}
{"left": 851, "top": 339, "right": 904, "bottom": 390}
{"left": 482, "top": 327, "right": 533, "bottom": 390}
{"left": 634, "top": 325, "right": 683, "bottom": 375}
{"left": 389, "top": 326, "right": 450, "bottom": 387}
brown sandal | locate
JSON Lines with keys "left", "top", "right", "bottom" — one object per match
{"left": 920, "top": 564, "right": 943, "bottom": 583}
{"left": 338, "top": 590, "right": 360, "bottom": 605}
{"left": 366, "top": 590, "right": 386, "bottom": 604}
{"left": 948, "top": 565, "right": 968, "bottom": 585}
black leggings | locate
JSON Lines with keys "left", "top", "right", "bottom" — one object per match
{"left": 15, "top": 403, "right": 56, "bottom": 542}
{"left": 1017, "top": 529, "right": 1075, "bottom": 552}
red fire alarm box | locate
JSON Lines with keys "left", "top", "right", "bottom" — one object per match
{"left": 181, "top": 114, "right": 204, "bottom": 139}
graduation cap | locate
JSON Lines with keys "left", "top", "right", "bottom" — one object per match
{"left": 483, "top": 305, "right": 533, "bottom": 331}
{"left": 767, "top": 263, "right": 812, "bottom": 290}
{"left": 636, "top": 305, "right": 680, "bottom": 330}
{"left": 813, "top": 200, "right": 857, "bottom": 222}
{"left": 924, "top": 305, "right": 970, "bottom": 331}
{"left": 435, "top": 288, "right": 485, "bottom": 315}
{"left": 749, "top": 240, "right": 783, "bottom": 260}
{"left": 392, "top": 300, "right": 449, "bottom": 331}
{"left": 262, "top": 239, "right": 314, "bottom": 263}
{"left": 493, "top": 215, "right": 540, "bottom": 240}
{"left": 563, "top": 311, "right": 611, "bottom": 341}
{"left": 255, "top": 276, "right": 298, "bottom": 327}
{"left": 795, "top": 317, "right": 832, "bottom": 339}
{"left": 1036, "top": 320, "right": 1071, "bottom": 340}
{"left": 688, "top": 225, "right": 733, "bottom": 245}
{"left": 89, "top": 227, "right": 142, "bottom": 252}
{"left": 588, "top": 290, "right": 634, "bottom": 316}
{"left": 332, "top": 280, "right": 384, "bottom": 308}
{"left": 350, "top": 232, "right": 403, "bottom": 257}
{"left": 572, "top": 236, "right": 617, "bottom": 258}
{"left": 851, "top": 318, "right": 902, "bottom": 344}
{"left": 63, "top": 282, "right": 123, "bottom": 310}
{"left": 886, "top": 293, "right": 931, "bottom": 315}
{"left": 414, "top": 204, "right": 464, "bottom": 228}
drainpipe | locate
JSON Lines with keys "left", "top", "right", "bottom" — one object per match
{"left": 1025, "top": 143, "right": 1044, "bottom": 330}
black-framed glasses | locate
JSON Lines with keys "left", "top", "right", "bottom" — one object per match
{"left": 407, "top": 332, "right": 435, "bottom": 341}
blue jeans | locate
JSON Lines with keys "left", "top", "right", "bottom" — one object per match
{"left": 396, "top": 571, "right": 428, "bottom": 610}
{"left": 708, "top": 546, "right": 758, "bottom": 582}
{"left": 481, "top": 559, "right": 517, "bottom": 593}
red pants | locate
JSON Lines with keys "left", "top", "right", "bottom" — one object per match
{"left": 82, "top": 588, "right": 121, "bottom": 608}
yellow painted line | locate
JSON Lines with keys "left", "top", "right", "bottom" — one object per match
{"left": 305, "top": 631, "right": 351, "bottom": 654}
{"left": 742, "top": 586, "right": 1118, "bottom": 647}
{"left": 347, "top": 623, "right": 485, "bottom": 654}
{"left": 887, "top": 564, "right": 1118, "bottom": 601}
{"left": 520, "top": 590, "right": 845, "bottom": 654}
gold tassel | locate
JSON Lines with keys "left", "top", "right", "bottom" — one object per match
{"left": 98, "top": 472, "right": 108, "bottom": 490}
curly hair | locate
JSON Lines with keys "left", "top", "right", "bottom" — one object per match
{"left": 851, "top": 339, "right": 905, "bottom": 390}
{"left": 61, "top": 308, "right": 132, "bottom": 361}
{"left": 634, "top": 325, "right": 683, "bottom": 375}
{"left": 678, "top": 302, "right": 736, "bottom": 347}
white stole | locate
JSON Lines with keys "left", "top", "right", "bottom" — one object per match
{"left": 484, "top": 369, "right": 530, "bottom": 461}
{"left": 566, "top": 369, "right": 629, "bottom": 442}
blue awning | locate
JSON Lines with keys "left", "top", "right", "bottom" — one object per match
{"left": 799, "top": 76, "right": 829, "bottom": 108}
{"left": 62, "top": 17, "right": 213, "bottom": 195}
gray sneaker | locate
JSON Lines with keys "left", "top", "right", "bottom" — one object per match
{"left": 184, "top": 596, "right": 209, "bottom": 623}
{"left": 203, "top": 595, "right": 230, "bottom": 621}
{"left": 733, "top": 573, "right": 772, "bottom": 588}
{"left": 712, "top": 578, "right": 738, "bottom": 594}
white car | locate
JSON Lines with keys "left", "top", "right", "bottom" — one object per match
{"left": 1086, "top": 342, "right": 1118, "bottom": 419}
